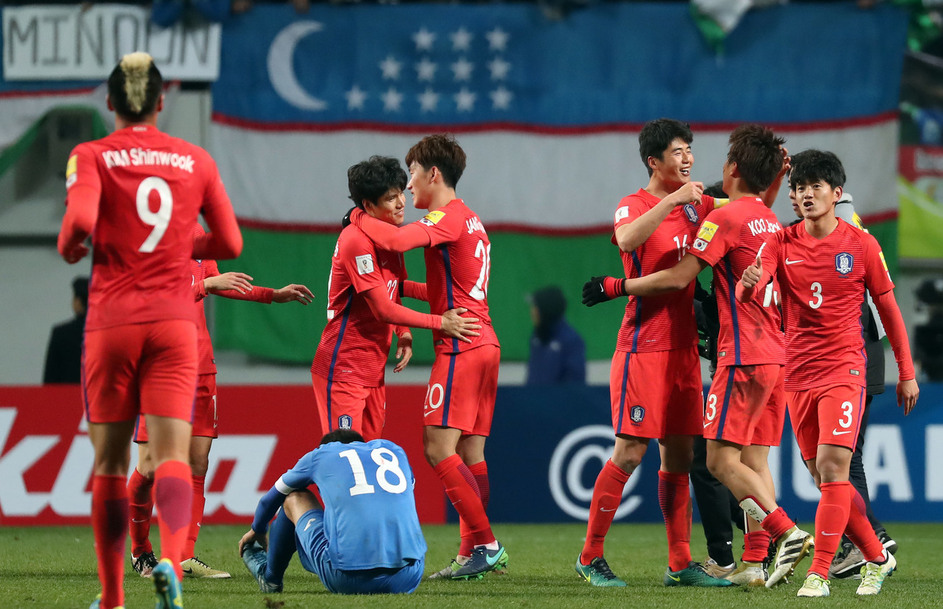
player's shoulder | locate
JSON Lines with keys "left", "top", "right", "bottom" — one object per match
{"left": 338, "top": 223, "right": 375, "bottom": 250}
{"left": 618, "top": 188, "right": 652, "bottom": 208}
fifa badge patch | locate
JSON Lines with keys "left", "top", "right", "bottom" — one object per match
{"left": 683, "top": 204, "right": 699, "bottom": 224}
{"left": 65, "top": 154, "right": 78, "bottom": 188}
{"left": 835, "top": 252, "right": 854, "bottom": 275}
{"left": 419, "top": 210, "right": 445, "bottom": 226}
{"left": 338, "top": 415, "right": 353, "bottom": 429}
{"left": 629, "top": 405, "right": 645, "bottom": 424}
{"left": 693, "top": 220, "right": 718, "bottom": 252}
{"left": 614, "top": 206, "right": 629, "bottom": 223}
{"left": 355, "top": 254, "right": 375, "bottom": 275}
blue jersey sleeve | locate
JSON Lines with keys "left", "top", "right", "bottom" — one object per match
{"left": 251, "top": 450, "right": 318, "bottom": 533}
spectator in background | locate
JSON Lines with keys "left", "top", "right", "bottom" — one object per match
{"left": 42, "top": 276, "right": 88, "bottom": 384}
{"left": 525, "top": 285, "right": 586, "bottom": 385}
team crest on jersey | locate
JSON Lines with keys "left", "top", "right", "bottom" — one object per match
{"left": 419, "top": 210, "right": 445, "bottom": 226}
{"left": 835, "top": 252, "right": 854, "bottom": 275}
{"left": 629, "top": 405, "right": 645, "bottom": 424}
{"left": 355, "top": 254, "right": 375, "bottom": 275}
{"left": 683, "top": 203, "right": 699, "bottom": 224}
{"left": 337, "top": 415, "right": 353, "bottom": 430}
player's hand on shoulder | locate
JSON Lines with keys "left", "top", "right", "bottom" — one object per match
{"left": 206, "top": 271, "right": 253, "bottom": 294}
{"left": 274, "top": 284, "right": 315, "bottom": 304}
{"left": 441, "top": 307, "right": 481, "bottom": 342}
{"left": 582, "top": 276, "right": 625, "bottom": 307}
{"left": 897, "top": 378, "right": 919, "bottom": 415}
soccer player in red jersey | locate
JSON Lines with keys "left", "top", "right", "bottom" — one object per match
{"left": 592, "top": 125, "right": 813, "bottom": 587}
{"left": 128, "top": 224, "right": 313, "bottom": 580}
{"left": 577, "top": 119, "right": 730, "bottom": 587}
{"left": 57, "top": 52, "right": 242, "bottom": 609}
{"left": 348, "top": 135, "right": 505, "bottom": 581}
{"left": 313, "top": 155, "right": 479, "bottom": 442}
{"left": 739, "top": 149, "right": 918, "bottom": 597}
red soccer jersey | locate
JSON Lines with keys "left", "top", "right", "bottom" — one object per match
{"left": 613, "top": 189, "right": 716, "bottom": 353}
{"left": 415, "top": 199, "right": 500, "bottom": 354}
{"left": 64, "top": 125, "right": 234, "bottom": 331}
{"left": 690, "top": 196, "right": 785, "bottom": 366}
{"left": 311, "top": 224, "right": 408, "bottom": 387}
{"left": 192, "top": 257, "right": 218, "bottom": 375}
{"left": 758, "top": 219, "right": 895, "bottom": 391}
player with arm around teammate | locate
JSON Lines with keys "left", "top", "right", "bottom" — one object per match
{"left": 58, "top": 52, "right": 243, "bottom": 609}
{"left": 313, "top": 155, "right": 480, "bottom": 442}
{"left": 348, "top": 135, "right": 505, "bottom": 581}
{"left": 738, "top": 150, "right": 918, "bottom": 598}
{"left": 238, "top": 429, "right": 426, "bottom": 594}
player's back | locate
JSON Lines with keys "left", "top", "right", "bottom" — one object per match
{"left": 307, "top": 439, "right": 426, "bottom": 570}
{"left": 419, "top": 199, "right": 499, "bottom": 353}
{"left": 74, "top": 125, "right": 218, "bottom": 330}
{"left": 692, "top": 197, "right": 784, "bottom": 366}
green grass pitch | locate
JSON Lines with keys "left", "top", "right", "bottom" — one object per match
{"left": 2, "top": 522, "right": 939, "bottom": 608}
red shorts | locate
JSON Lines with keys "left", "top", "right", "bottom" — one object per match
{"left": 609, "top": 347, "right": 702, "bottom": 439}
{"left": 788, "top": 383, "right": 866, "bottom": 461}
{"left": 423, "top": 344, "right": 499, "bottom": 435}
{"left": 83, "top": 320, "right": 197, "bottom": 424}
{"left": 312, "top": 372, "right": 386, "bottom": 442}
{"left": 133, "top": 373, "right": 217, "bottom": 443}
{"left": 703, "top": 364, "right": 785, "bottom": 447}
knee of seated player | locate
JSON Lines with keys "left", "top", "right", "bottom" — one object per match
{"left": 283, "top": 490, "right": 322, "bottom": 523}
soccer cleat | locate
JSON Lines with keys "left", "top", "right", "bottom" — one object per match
{"left": 428, "top": 559, "right": 464, "bottom": 580}
{"left": 877, "top": 530, "right": 898, "bottom": 555}
{"left": 575, "top": 556, "right": 627, "bottom": 587}
{"left": 241, "top": 541, "right": 283, "bottom": 593}
{"left": 766, "top": 527, "right": 814, "bottom": 588}
{"left": 796, "top": 573, "right": 830, "bottom": 597}
{"left": 856, "top": 552, "right": 897, "bottom": 596}
{"left": 663, "top": 561, "right": 734, "bottom": 587}
{"left": 131, "top": 551, "right": 159, "bottom": 578}
{"left": 88, "top": 595, "right": 125, "bottom": 609}
{"left": 152, "top": 558, "right": 184, "bottom": 609}
{"left": 703, "top": 557, "right": 736, "bottom": 579}
{"left": 725, "top": 561, "right": 768, "bottom": 587}
{"left": 829, "top": 542, "right": 865, "bottom": 580}
{"left": 451, "top": 542, "right": 507, "bottom": 580}
{"left": 181, "top": 556, "right": 231, "bottom": 579}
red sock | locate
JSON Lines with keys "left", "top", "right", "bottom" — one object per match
{"left": 809, "top": 481, "right": 852, "bottom": 578}
{"left": 434, "top": 454, "right": 493, "bottom": 546}
{"left": 742, "top": 530, "right": 772, "bottom": 563}
{"left": 659, "top": 471, "right": 692, "bottom": 572}
{"left": 762, "top": 507, "right": 796, "bottom": 541}
{"left": 844, "top": 487, "right": 885, "bottom": 563}
{"left": 92, "top": 475, "right": 128, "bottom": 609}
{"left": 127, "top": 468, "right": 154, "bottom": 557}
{"left": 183, "top": 474, "right": 206, "bottom": 559}
{"left": 580, "top": 460, "right": 630, "bottom": 564}
{"left": 458, "top": 461, "right": 490, "bottom": 557}
{"left": 154, "top": 460, "right": 192, "bottom": 580}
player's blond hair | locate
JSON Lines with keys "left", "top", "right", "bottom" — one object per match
{"left": 107, "top": 51, "right": 163, "bottom": 121}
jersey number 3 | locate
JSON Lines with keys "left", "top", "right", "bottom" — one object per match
{"left": 339, "top": 448, "right": 408, "bottom": 496}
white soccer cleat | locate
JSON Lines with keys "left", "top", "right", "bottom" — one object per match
{"left": 767, "top": 527, "right": 814, "bottom": 588}
{"left": 856, "top": 552, "right": 896, "bottom": 596}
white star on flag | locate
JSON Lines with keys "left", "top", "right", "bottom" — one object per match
{"left": 345, "top": 85, "right": 367, "bottom": 110}
{"left": 419, "top": 88, "right": 439, "bottom": 113}
{"left": 382, "top": 87, "right": 403, "bottom": 112}
{"left": 487, "top": 57, "right": 511, "bottom": 81}
{"left": 413, "top": 28, "right": 436, "bottom": 52}
{"left": 450, "top": 27, "right": 473, "bottom": 52}
{"left": 379, "top": 55, "right": 402, "bottom": 80}
{"left": 486, "top": 27, "right": 510, "bottom": 52}
{"left": 454, "top": 87, "right": 476, "bottom": 112}
{"left": 451, "top": 57, "right": 474, "bottom": 82}
{"left": 415, "top": 58, "right": 437, "bottom": 82}
{"left": 490, "top": 86, "right": 513, "bottom": 110}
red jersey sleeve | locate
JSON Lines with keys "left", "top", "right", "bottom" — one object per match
{"left": 339, "top": 228, "right": 388, "bottom": 294}
{"left": 58, "top": 145, "right": 101, "bottom": 259}
{"left": 416, "top": 207, "right": 464, "bottom": 247}
{"left": 192, "top": 155, "right": 242, "bottom": 260}
{"left": 862, "top": 233, "right": 895, "bottom": 297}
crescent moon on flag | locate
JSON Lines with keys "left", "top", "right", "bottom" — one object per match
{"left": 267, "top": 21, "right": 327, "bottom": 111}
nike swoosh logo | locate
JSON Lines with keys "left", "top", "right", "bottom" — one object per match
{"left": 832, "top": 429, "right": 853, "bottom": 436}
{"left": 599, "top": 285, "right": 604, "bottom": 293}
{"left": 424, "top": 410, "right": 437, "bottom": 417}
{"left": 820, "top": 531, "right": 840, "bottom": 536}
{"left": 703, "top": 421, "right": 712, "bottom": 428}
{"left": 486, "top": 549, "right": 506, "bottom": 567}
{"left": 182, "top": 568, "right": 193, "bottom": 574}
{"left": 666, "top": 573, "right": 681, "bottom": 582}
{"left": 785, "top": 258, "right": 804, "bottom": 265}
{"left": 599, "top": 507, "right": 616, "bottom": 512}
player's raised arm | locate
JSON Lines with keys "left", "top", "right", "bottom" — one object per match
{"left": 614, "top": 181, "right": 703, "bottom": 253}
{"left": 350, "top": 208, "right": 431, "bottom": 252}
{"left": 736, "top": 253, "right": 764, "bottom": 303}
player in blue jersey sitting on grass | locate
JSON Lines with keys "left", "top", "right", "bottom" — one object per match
{"left": 238, "top": 429, "right": 426, "bottom": 594}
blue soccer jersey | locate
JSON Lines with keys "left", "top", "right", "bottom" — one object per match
{"left": 252, "top": 439, "right": 427, "bottom": 570}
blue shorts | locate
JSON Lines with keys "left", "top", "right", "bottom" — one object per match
{"left": 294, "top": 508, "right": 424, "bottom": 594}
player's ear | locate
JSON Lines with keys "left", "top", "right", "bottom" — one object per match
{"left": 106, "top": 95, "right": 114, "bottom": 112}
{"left": 156, "top": 93, "right": 164, "bottom": 113}
{"left": 833, "top": 186, "right": 842, "bottom": 204}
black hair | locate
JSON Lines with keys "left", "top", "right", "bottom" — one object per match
{"left": 726, "top": 124, "right": 785, "bottom": 194}
{"left": 531, "top": 285, "right": 567, "bottom": 343}
{"left": 788, "top": 149, "right": 846, "bottom": 190}
{"left": 638, "top": 118, "right": 693, "bottom": 177}
{"left": 107, "top": 52, "right": 162, "bottom": 122}
{"left": 72, "top": 276, "right": 89, "bottom": 309}
{"left": 320, "top": 429, "right": 365, "bottom": 446}
{"left": 405, "top": 133, "right": 466, "bottom": 188}
{"left": 347, "top": 156, "right": 407, "bottom": 210}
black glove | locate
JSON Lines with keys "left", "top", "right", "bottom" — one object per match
{"left": 582, "top": 276, "right": 624, "bottom": 307}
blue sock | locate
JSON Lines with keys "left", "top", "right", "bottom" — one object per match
{"left": 265, "top": 509, "right": 297, "bottom": 584}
